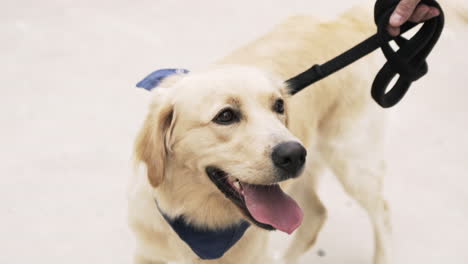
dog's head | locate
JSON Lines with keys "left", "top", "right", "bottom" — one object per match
{"left": 135, "top": 66, "right": 306, "bottom": 234}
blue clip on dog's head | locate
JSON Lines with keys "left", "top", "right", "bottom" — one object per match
{"left": 136, "top": 68, "right": 190, "bottom": 91}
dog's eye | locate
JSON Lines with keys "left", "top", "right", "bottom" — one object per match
{"left": 273, "top": 99, "right": 284, "bottom": 114}
{"left": 213, "top": 108, "right": 239, "bottom": 125}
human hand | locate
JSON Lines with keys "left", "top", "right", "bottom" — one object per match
{"left": 388, "top": 0, "right": 440, "bottom": 36}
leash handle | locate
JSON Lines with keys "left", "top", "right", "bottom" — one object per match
{"left": 287, "top": 0, "right": 445, "bottom": 108}
{"left": 372, "top": 0, "right": 444, "bottom": 107}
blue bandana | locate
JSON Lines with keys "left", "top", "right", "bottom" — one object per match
{"left": 136, "top": 68, "right": 189, "bottom": 91}
{"left": 156, "top": 202, "right": 250, "bottom": 260}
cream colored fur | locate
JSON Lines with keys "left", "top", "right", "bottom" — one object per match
{"left": 128, "top": 6, "right": 465, "bottom": 264}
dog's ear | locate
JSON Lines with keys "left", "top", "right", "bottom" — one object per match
{"left": 135, "top": 98, "right": 175, "bottom": 188}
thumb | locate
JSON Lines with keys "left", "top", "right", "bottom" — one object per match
{"left": 390, "top": 0, "right": 421, "bottom": 27}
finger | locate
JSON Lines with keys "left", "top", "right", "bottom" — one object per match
{"left": 409, "top": 4, "right": 430, "bottom": 23}
{"left": 417, "top": 7, "right": 441, "bottom": 23}
{"left": 390, "top": 0, "right": 421, "bottom": 27}
{"left": 387, "top": 25, "right": 401, "bottom": 36}
{"left": 430, "top": 7, "right": 441, "bottom": 17}
{"left": 423, "top": 7, "right": 441, "bottom": 21}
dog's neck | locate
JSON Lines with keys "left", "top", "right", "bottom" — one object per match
{"left": 154, "top": 198, "right": 250, "bottom": 260}
{"left": 153, "top": 165, "right": 244, "bottom": 230}
{"left": 152, "top": 165, "right": 252, "bottom": 260}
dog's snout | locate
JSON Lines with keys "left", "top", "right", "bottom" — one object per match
{"left": 271, "top": 141, "right": 306, "bottom": 178}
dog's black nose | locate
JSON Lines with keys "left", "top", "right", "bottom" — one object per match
{"left": 271, "top": 141, "right": 307, "bottom": 177}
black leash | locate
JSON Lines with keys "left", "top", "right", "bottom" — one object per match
{"left": 286, "top": 0, "right": 445, "bottom": 108}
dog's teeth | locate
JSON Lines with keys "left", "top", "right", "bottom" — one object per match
{"left": 233, "top": 181, "right": 240, "bottom": 190}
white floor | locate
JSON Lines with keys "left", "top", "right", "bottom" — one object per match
{"left": 1, "top": 0, "right": 467, "bottom": 263}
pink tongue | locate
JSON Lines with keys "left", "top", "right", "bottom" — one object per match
{"left": 241, "top": 183, "right": 303, "bottom": 234}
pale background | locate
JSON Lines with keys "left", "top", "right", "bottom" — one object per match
{"left": 1, "top": 0, "right": 467, "bottom": 263}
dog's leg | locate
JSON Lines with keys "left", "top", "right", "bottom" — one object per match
{"left": 282, "top": 162, "right": 327, "bottom": 264}
{"left": 323, "top": 143, "right": 392, "bottom": 264}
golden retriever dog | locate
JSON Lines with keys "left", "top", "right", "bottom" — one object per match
{"left": 128, "top": 5, "right": 464, "bottom": 264}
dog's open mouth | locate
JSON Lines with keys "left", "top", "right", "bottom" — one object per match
{"left": 206, "top": 166, "right": 303, "bottom": 234}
